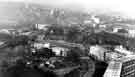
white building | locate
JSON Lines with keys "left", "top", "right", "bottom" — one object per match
{"left": 91, "top": 15, "right": 100, "bottom": 24}
{"left": 89, "top": 45, "right": 107, "bottom": 61}
{"left": 33, "top": 43, "right": 50, "bottom": 49}
{"left": 0, "top": 29, "right": 16, "bottom": 34}
{"left": 52, "top": 47, "right": 69, "bottom": 56}
{"left": 83, "top": 20, "right": 92, "bottom": 24}
{"left": 99, "top": 24, "right": 106, "bottom": 28}
{"left": 20, "top": 32, "right": 31, "bottom": 36}
{"left": 37, "top": 35, "right": 45, "bottom": 41}
{"left": 105, "top": 52, "right": 124, "bottom": 61}
{"left": 35, "top": 24, "right": 49, "bottom": 30}
{"left": 113, "top": 27, "right": 122, "bottom": 33}
{"left": 128, "top": 29, "right": 135, "bottom": 37}
{"left": 0, "top": 29, "right": 10, "bottom": 34}
{"left": 0, "top": 41, "right": 4, "bottom": 45}
{"left": 114, "top": 45, "right": 133, "bottom": 55}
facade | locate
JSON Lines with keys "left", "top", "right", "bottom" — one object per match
{"left": 35, "top": 24, "right": 50, "bottom": 30}
{"left": 104, "top": 55, "right": 135, "bottom": 77}
{"left": 120, "top": 57, "right": 135, "bottom": 77}
{"left": 114, "top": 45, "right": 133, "bottom": 55}
{"left": 20, "top": 32, "right": 32, "bottom": 36}
{"left": 0, "top": 41, "right": 4, "bottom": 46}
{"left": 128, "top": 29, "right": 135, "bottom": 37}
{"left": 113, "top": 27, "right": 123, "bottom": 33}
{"left": 33, "top": 42, "right": 50, "bottom": 49}
{"left": 52, "top": 47, "right": 69, "bottom": 56}
{"left": 99, "top": 24, "right": 106, "bottom": 28}
{"left": 37, "top": 34, "right": 45, "bottom": 41}
{"left": 104, "top": 61, "right": 122, "bottom": 77}
{"left": 91, "top": 15, "right": 100, "bottom": 24}
{"left": 0, "top": 29, "right": 10, "bottom": 34}
{"left": 33, "top": 41, "right": 70, "bottom": 56}
{"left": 89, "top": 45, "right": 134, "bottom": 62}
{"left": 89, "top": 45, "right": 107, "bottom": 61}
{"left": 0, "top": 29, "right": 18, "bottom": 35}
{"left": 105, "top": 52, "right": 123, "bottom": 61}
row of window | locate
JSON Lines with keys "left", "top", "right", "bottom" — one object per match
{"left": 122, "top": 60, "right": 135, "bottom": 67}
{"left": 121, "top": 60, "right": 135, "bottom": 76}
{"left": 121, "top": 66, "right": 135, "bottom": 75}
{"left": 121, "top": 71, "right": 135, "bottom": 77}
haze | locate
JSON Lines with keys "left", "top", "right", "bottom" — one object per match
{"left": 0, "top": 0, "right": 135, "bottom": 18}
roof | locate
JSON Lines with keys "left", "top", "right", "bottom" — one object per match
{"left": 38, "top": 40, "right": 85, "bottom": 50}
{"left": 104, "top": 61, "right": 122, "bottom": 77}
{"left": 119, "top": 55, "right": 135, "bottom": 62}
{"left": 104, "top": 55, "right": 135, "bottom": 77}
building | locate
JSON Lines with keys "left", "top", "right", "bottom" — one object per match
{"left": 104, "top": 55, "right": 135, "bottom": 77}
{"left": 0, "top": 29, "right": 10, "bottom": 34}
{"left": 35, "top": 24, "right": 50, "bottom": 30}
{"left": 89, "top": 45, "right": 133, "bottom": 62}
{"left": 91, "top": 15, "right": 100, "bottom": 24}
{"left": 33, "top": 42, "right": 50, "bottom": 49}
{"left": 114, "top": 45, "right": 133, "bottom": 56}
{"left": 38, "top": 40, "right": 85, "bottom": 56}
{"left": 99, "top": 24, "right": 106, "bottom": 28}
{"left": 128, "top": 29, "right": 135, "bottom": 37}
{"left": 52, "top": 47, "right": 69, "bottom": 56}
{"left": 0, "top": 41, "right": 4, "bottom": 46}
{"left": 104, "top": 61, "right": 122, "bottom": 77}
{"left": 37, "top": 34, "right": 45, "bottom": 41}
{"left": 113, "top": 27, "right": 123, "bottom": 33}
{"left": 0, "top": 29, "right": 18, "bottom": 35}
{"left": 20, "top": 32, "right": 32, "bottom": 36}
{"left": 89, "top": 45, "right": 107, "bottom": 61}
{"left": 105, "top": 52, "right": 124, "bottom": 62}
{"left": 120, "top": 56, "right": 135, "bottom": 77}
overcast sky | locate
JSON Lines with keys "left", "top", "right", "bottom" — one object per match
{"left": 0, "top": 0, "right": 135, "bottom": 18}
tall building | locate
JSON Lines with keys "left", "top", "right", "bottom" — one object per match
{"left": 104, "top": 55, "right": 135, "bottom": 77}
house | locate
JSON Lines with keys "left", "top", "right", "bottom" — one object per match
{"left": 114, "top": 45, "right": 133, "bottom": 55}
{"left": 38, "top": 40, "right": 85, "bottom": 56}
{"left": 35, "top": 24, "right": 50, "bottom": 30}
{"left": 91, "top": 15, "right": 100, "bottom": 24}
{"left": 113, "top": 27, "right": 123, "bottom": 33}
{"left": 37, "top": 34, "right": 45, "bottom": 41}
{"left": 89, "top": 45, "right": 107, "bottom": 61}
{"left": 83, "top": 20, "right": 92, "bottom": 24}
{"left": 105, "top": 51, "right": 124, "bottom": 61}
{"left": 20, "top": 32, "right": 32, "bottom": 36}
{"left": 128, "top": 29, "right": 135, "bottom": 37}
{"left": 52, "top": 47, "right": 69, "bottom": 56}
{"left": 33, "top": 42, "right": 50, "bottom": 49}
{"left": 0, "top": 29, "right": 18, "bottom": 35}
{"left": 104, "top": 55, "right": 135, "bottom": 77}
{"left": 99, "top": 24, "right": 106, "bottom": 28}
{"left": 0, "top": 29, "right": 10, "bottom": 34}
{"left": 0, "top": 41, "right": 4, "bottom": 46}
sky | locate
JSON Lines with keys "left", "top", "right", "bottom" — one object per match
{"left": 0, "top": 0, "right": 135, "bottom": 18}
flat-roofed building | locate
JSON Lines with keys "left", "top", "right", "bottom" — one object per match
{"left": 35, "top": 24, "right": 50, "bottom": 31}
{"left": 104, "top": 55, "right": 135, "bottom": 77}
{"left": 89, "top": 45, "right": 107, "bottom": 61}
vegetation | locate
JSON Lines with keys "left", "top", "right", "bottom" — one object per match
{"left": 1, "top": 2, "right": 135, "bottom": 77}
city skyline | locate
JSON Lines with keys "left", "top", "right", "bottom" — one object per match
{"left": 0, "top": 0, "right": 135, "bottom": 18}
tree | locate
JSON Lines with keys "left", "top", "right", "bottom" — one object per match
{"left": 66, "top": 26, "right": 81, "bottom": 43}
